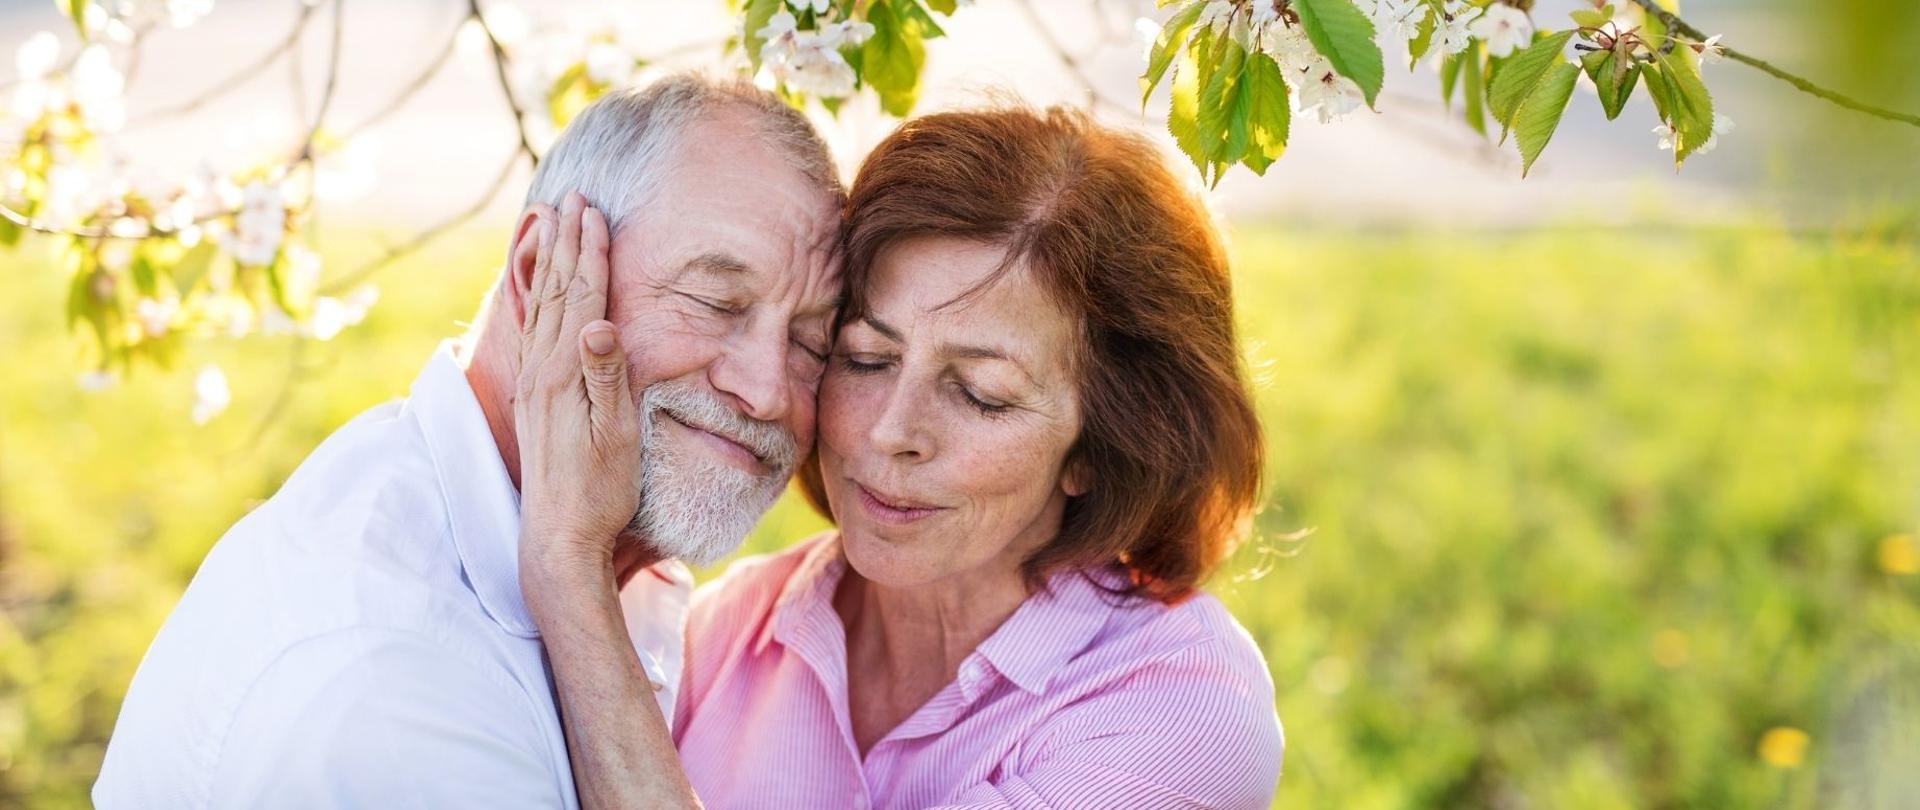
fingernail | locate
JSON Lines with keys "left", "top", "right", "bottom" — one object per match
{"left": 584, "top": 325, "right": 615, "bottom": 355}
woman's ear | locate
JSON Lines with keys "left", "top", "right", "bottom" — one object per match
{"left": 1061, "top": 456, "right": 1092, "bottom": 498}
{"left": 504, "top": 204, "right": 559, "bottom": 329}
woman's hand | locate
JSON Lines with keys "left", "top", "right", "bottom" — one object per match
{"left": 513, "top": 191, "right": 638, "bottom": 590}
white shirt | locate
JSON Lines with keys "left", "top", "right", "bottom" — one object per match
{"left": 94, "top": 343, "right": 692, "bottom": 809}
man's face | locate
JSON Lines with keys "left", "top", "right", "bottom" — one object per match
{"left": 603, "top": 112, "right": 841, "bottom": 565}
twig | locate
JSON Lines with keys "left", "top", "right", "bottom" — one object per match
{"left": 336, "top": 12, "right": 467, "bottom": 143}
{"left": 129, "top": 1, "right": 320, "bottom": 124}
{"left": 1011, "top": 0, "right": 1137, "bottom": 117}
{"left": 1627, "top": 0, "right": 1920, "bottom": 128}
{"left": 318, "top": 146, "right": 526, "bottom": 295}
{"left": 298, "top": 0, "right": 347, "bottom": 162}
{"left": 468, "top": 0, "right": 540, "bottom": 164}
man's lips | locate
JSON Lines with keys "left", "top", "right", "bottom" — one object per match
{"left": 661, "top": 412, "right": 767, "bottom": 471}
{"left": 854, "top": 481, "right": 948, "bottom": 525}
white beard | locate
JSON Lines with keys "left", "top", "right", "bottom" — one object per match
{"left": 624, "top": 379, "right": 797, "bottom": 567}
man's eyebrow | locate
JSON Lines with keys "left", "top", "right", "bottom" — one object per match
{"left": 682, "top": 251, "right": 751, "bottom": 277}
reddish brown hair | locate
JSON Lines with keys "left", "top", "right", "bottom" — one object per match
{"left": 799, "top": 106, "right": 1262, "bottom": 604}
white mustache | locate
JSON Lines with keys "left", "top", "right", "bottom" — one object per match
{"left": 641, "top": 380, "right": 798, "bottom": 473}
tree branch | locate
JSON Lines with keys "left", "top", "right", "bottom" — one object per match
{"left": 1627, "top": 0, "right": 1920, "bottom": 128}
{"left": 336, "top": 12, "right": 467, "bottom": 143}
{"left": 468, "top": 0, "right": 541, "bottom": 164}
{"left": 318, "top": 146, "right": 526, "bottom": 295}
{"left": 128, "top": 1, "right": 320, "bottom": 124}
{"left": 1011, "top": 0, "right": 1138, "bottom": 117}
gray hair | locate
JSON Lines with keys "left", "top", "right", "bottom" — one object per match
{"left": 523, "top": 72, "right": 841, "bottom": 233}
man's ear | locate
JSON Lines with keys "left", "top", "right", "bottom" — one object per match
{"left": 504, "top": 204, "right": 558, "bottom": 329}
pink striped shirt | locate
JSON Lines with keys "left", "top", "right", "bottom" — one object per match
{"left": 672, "top": 533, "right": 1283, "bottom": 809}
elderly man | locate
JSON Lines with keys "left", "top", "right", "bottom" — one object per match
{"left": 93, "top": 74, "right": 844, "bottom": 808}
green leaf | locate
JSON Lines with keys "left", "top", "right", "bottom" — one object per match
{"left": 925, "top": 0, "right": 958, "bottom": 14}
{"left": 1654, "top": 48, "right": 1714, "bottom": 165}
{"left": 1241, "top": 51, "right": 1291, "bottom": 175}
{"left": 1197, "top": 39, "right": 1250, "bottom": 185}
{"left": 897, "top": 1, "right": 947, "bottom": 38}
{"left": 741, "top": 0, "right": 783, "bottom": 72}
{"left": 1141, "top": 0, "right": 1207, "bottom": 108}
{"left": 1168, "top": 45, "right": 1206, "bottom": 176}
{"left": 1579, "top": 48, "right": 1639, "bottom": 120}
{"left": 0, "top": 212, "right": 19, "bottom": 247}
{"left": 1439, "top": 51, "right": 1463, "bottom": 108}
{"left": 1569, "top": 7, "right": 1612, "bottom": 29}
{"left": 1461, "top": 43, "right": 1487, "bottom": 137}
{"left": 65, "top": 0, "right": 89, "bottom": 41}
{"left": 1407, "top": 7, "right": 1437, "bottom": 67}
{"left": 1487, "top": 29, "right": 1576, "bottom": 142}
{"left": 864, "top": 0, "right": 927, "bottom": 117}
{"left": 1292, "top": 0, "right": 1385, "bottom": 107}
{"left": 170, "top": 241, "right": 218, "bottom": 294}
{"left": 1513, "top": 61, "right": 1579, "bottom": 176}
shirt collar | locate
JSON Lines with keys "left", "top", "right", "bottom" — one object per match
{"left": 757, "top": 533, "right": 1119, "bottom": 696}
{"left": 406, "top": 341, "right": 537, "bottom": 637}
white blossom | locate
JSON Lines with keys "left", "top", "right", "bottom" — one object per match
{"left": 77, "top": 370, "right": 116, "bottom": 392}
{"left": 225, "top": 180, "right": 286, "bottom": 267}
{"left": 790, "top": 0, "right": 831, "bottom": 13}
{"left": 307, "top": 285, "right": 377, "bottom": 341}
{"left": 583, "top": 41, "right": 632, "bottom": 85}
{"left": 191, "top": 365, "right": 230, "bottom": 425}
{"left": 1295, "top": 62, "right": 1365, "bottom": 123}
{"left": 1438, "top": 0, "right": 1482, "bottom": 54}
{"left": 1653, "top": 113, "right": 1733, "bottom": 155}
{"left": 69, "top": 45, "right": 126, "bottom": 130}
{"left": 136, "top": 297, "right": 177, "bottom": 338}
{"left": 1695, "top": 34, "right": 1725, "bottom": 66}
{"left": 166, "top": 0, "right": 214, "bottom": 28}
{"left": 1370, "top": 0, "right": 1424, "bottom": 43}
{"left": 1260, "top": 22, "right": 1319, "bottom": 75}
{"left": 16, "top": 31, "right": 60, "bottom": 81}
{"left": 757, "top": 10, "right": 862, "bottom": 98}
{"left": 1469, "top": 3, "right": 1533, "bottom": 58}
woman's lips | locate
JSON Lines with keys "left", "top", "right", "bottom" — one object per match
{"left": 855, "top": 482, "right": 947, "bottom": 525}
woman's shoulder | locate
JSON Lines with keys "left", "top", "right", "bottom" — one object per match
{"left": 1072, "top": 573, "right": 1274, "bottom": 686}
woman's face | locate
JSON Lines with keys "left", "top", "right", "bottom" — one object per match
{"left": 818, "top": 236, "right": 1086, "bottom": 588}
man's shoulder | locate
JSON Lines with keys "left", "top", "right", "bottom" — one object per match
{"left": 690, "top": 531, "right": 834, "bottom": 620}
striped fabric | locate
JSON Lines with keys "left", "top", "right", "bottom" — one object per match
{"left": 673, "top": 533, "right": 1284, "bottom": 809}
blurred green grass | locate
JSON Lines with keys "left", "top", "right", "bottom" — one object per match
{"left": 2, "top": 221, "right": 1917, "bottom": 808}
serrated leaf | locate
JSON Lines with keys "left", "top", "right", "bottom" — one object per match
{"left": 1198, "top": 39, "right": 1250, "bottom": 183}
{"left": 1142, "top": 0, "right": 1207, "bottom": 108}
{"left": 1487, "top": 29, "right": 1576, "bottom": 142}
{"left": 1514, "top": 60, "right": 1578, "bottom": 176}
{"left": 898, "top": 1, "right": 946, "bottom": 38}
{"left": 1579, "top": 49, "right": 1639, "bottom": 120}
{"left": 1168, "top": 56, "right": 1205, "bottom": 176}
{"left": 1654, "top": 48, "right": 1714, "bottom": 165}
{"left": 1292, "top": 0, "right": 1384, "bottom": 107}
{"left": 1241, "top": 51, "right": 1290, "bottom": 174}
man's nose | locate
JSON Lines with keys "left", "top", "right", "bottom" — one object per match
{"left": 708, "top": 317, "right": 793, "bottom": 423}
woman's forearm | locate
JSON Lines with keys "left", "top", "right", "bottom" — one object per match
{"left": 524, "top": 549, "right": 701, "bottom": 810}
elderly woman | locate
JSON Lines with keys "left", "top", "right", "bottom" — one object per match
{"left": 518, "top": 107, "right": 1282, "bottom": 808}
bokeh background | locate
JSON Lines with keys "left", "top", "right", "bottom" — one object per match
{"left": 2, "top": 0, "right": 1918, "bottom": 807}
